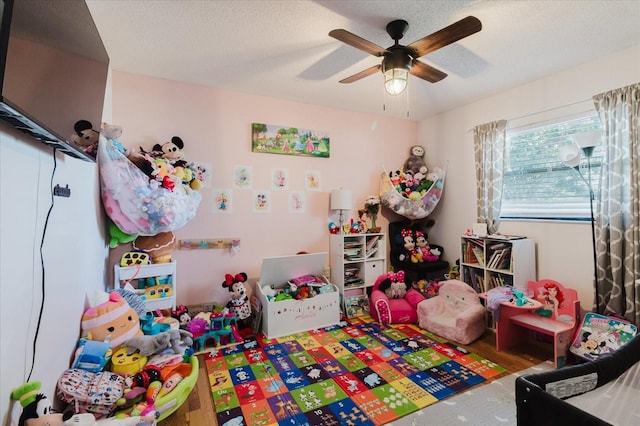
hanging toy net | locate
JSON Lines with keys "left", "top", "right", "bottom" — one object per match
{"left": 98, "top": 136, "right": 201, "bottom": 236}
{"left": 379, "top": 167, "right": 446, "bottom": 220}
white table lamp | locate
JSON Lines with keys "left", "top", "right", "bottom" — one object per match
{"left": 330, "top": 189, "right": 352, "bottom": 234}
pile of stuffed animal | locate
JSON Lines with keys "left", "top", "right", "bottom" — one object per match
{"left": 387, "top": 145, "right": 444, "bottom": 201}
{"left": 10, "top": 290, "right": 196, "bottom": 425}
{"left": 380, "top": 144, "right": 446, "bottom": 220}
{"left": 71, "top": 119, "right": 205, "bottom": 194}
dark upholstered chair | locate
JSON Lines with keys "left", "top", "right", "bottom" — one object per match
{"left": 389, "top": 221, "right": 449, "bottom": 285}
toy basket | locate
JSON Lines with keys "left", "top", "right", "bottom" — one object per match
{"left": 155, "top": 355, "right": 199, "bottom": 421}
{"left": 379, "top": 168, "right": 445, "bottom": 220}
{"left": 98, "top": 137, "right": 201, "bottom": 236}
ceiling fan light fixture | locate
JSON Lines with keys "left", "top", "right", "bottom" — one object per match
{"left": 383, "top": 67, "right": 409, "bottom": 95}
{"left": 382, "top": 54, "right": 411, "bottom": 95}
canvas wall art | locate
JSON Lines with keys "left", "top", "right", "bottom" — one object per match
{"left": 252, "top": 123, "right": 330, "bottom": 158}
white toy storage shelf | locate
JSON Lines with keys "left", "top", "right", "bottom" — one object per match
{"left": 113, "top": 261, "right": 177, "bottom": 311}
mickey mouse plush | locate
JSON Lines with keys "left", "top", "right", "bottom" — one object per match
{"left": 223, "top": 272, "right": 252, "bottom": 331}
{"left": 70, "top": 119, "right": 99, "bottom": 158}
{"left": 153, "top": 136, "right": 187, "bottom": 167}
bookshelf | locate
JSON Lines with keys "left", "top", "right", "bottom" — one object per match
{"left": 460, "top": 235, "right": 536, "bottom": 294}
{"left": 461, "top": 235, "right": 536, "bottom": 328}
{"left": 330, "top": 233, "right": 386, "bottom": 318}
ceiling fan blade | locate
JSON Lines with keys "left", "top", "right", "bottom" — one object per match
{"left": 407, "top": 16, "right": 482, "bottom": 58}
{"left": 339, "top": 64, "right": 381, "bottom": 83}
{"left": 329, "top": 29, "right": 388, "bottom": 57}
{"left": 410, "top": 60, "right": 448, "bottom": 83}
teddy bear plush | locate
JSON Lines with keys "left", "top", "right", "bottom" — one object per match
{"left": 223, "top": 272, "right": 252, "bottom": 331}
{"left": 403, "top": 145, "right": 428, "bottom": 176}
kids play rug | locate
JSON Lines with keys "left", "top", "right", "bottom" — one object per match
{"left": 205, "top": 316, "right": 506, "bottom": 426}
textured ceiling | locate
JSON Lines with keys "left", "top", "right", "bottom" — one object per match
{"left": 86, "top": 0, "right": 640, "bottom": 121}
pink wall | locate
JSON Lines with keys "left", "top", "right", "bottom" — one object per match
{"left": 111, "top": 71, "right": 417, "bottom": 307}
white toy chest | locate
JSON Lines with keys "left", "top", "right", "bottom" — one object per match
{"left": 256, "top": 252, "right": 341, "bottom": 339}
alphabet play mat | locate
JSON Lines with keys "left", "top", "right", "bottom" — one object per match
{"left": 206, "top": 315, "right": 505, "bottom": 425}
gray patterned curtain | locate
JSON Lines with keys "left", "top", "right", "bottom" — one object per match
{"left": 473, "top": 120, "right": 507, "bottom": 235}
{"left": 593, "top": 82, "right": 640, "bottom": 322}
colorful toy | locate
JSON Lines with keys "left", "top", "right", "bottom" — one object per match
{"left": 81, "top": 292, "right": 143, "bottom": 350}
{"left": 191, "top": 312, "right": 243, "bottom": 351}
{"left": 12, "top": 381, "right": 72, "bottom": 426}
{"left": 110, "top": 346, "right": 148, "bottom": 376}
{"left": 72, "top": 338, "right": 112, "bottom": 372}
{"left": 139, "top": 312, "right": 171, "bottom": 335}
{"left": 223, "top": 272, "right": 252, "bottom": 331}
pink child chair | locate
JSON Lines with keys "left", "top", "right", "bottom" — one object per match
{"left": 417, "top": 279, "right": 486, "bottom": 344}
{"left": 369, "top": 271, "right": 426, "bottom": 324}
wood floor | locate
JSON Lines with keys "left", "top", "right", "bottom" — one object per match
{"left": 158, "top": 330, "right": 552, "bottom": 426}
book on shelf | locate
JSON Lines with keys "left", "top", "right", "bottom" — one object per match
{"left": 496, "top": 248, "right": 512, "bottom": 270}
{"left": 365, "top": 246, "right": 378, "bottom": 259}
{"left": 365, "top": 235, "right": 380, "bottom": 251}
{"left": 472, "top": 247, "right": 485, "bottom": 266}
{"left": 468, "top": 268, "right": 485, "bottom": 293}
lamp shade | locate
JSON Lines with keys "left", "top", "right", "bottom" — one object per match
{"left": 330, "top": 189, "right": 352, "bottom": 211}
{"left": 572, "top": 130, "right": 603, "bottom": 149}
{"left": 559, "top": 144, "right": 581, "bottom": 168}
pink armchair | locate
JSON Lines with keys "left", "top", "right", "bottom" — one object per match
{"left": 417, "top": 279, "right": 486, "bottom": 344}
{"left": 370, "top": 271, "right": 425, "bottom": 324}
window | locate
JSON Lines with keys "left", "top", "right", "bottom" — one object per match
{"left": 501, "top": 113, "right": 604, "bottom": 220}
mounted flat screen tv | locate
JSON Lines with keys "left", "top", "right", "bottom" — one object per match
{"left": 0, "top": 0, "right": 109, "bottom": 161}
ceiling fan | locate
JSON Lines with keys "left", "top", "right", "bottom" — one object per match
{"left": 329, "top": 16, "right": 482, "bottom": 95}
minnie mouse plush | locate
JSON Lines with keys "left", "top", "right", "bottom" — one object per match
{"left": 223, "top": 272, "right": 252, "bottom": 330}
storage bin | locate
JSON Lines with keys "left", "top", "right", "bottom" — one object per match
{"left": 256, "top": 252, "right": 341, "bottom": 339}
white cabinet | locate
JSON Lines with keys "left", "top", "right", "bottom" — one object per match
{"left": 114, "top": 261, "right": 177, "bottom": 311}
{"left": 330, "top": 233, "right": 386, "bottom": 316}
{"left": 460, "top": 236, "right": 536, "bottom": 293}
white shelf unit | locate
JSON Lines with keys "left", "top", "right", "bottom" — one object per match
{"left": 330, "top": 233, "right": 386, "bottom": 316}
{"left": 114, "top": 261, "right": 177, "bottom": 311}
{"left": 460, "top": 236, "right": 536, "bottom": 294}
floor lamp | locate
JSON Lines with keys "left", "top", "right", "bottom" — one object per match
{"left": 559, "top": 130, "right": 603, "bottom": 312}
